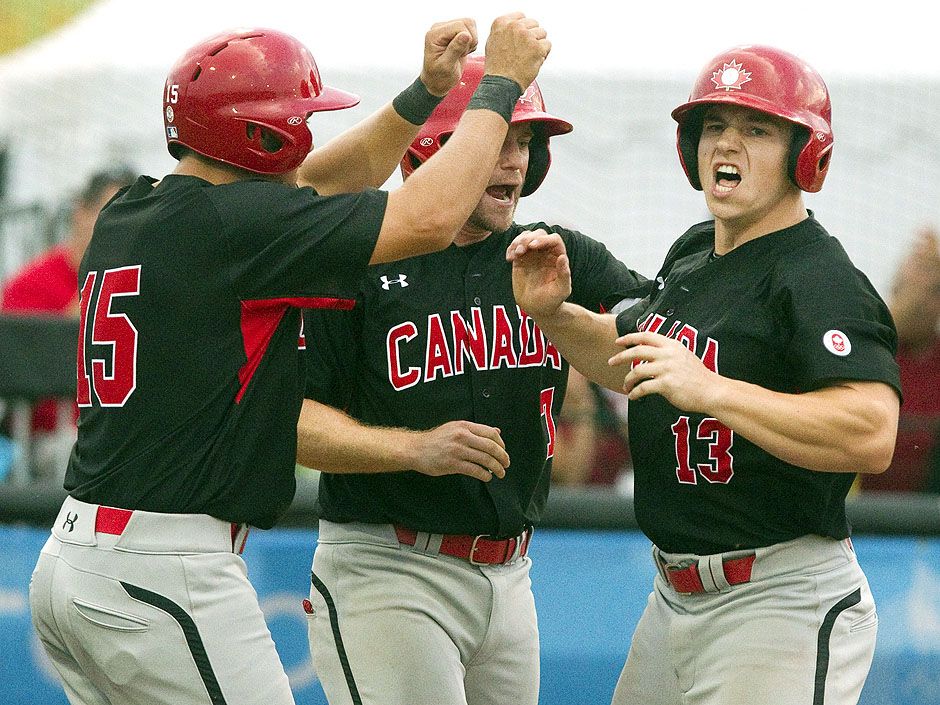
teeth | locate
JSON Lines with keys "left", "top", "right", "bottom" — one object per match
{"left": 716, "top": 165, "right": 739, "bottom": 177}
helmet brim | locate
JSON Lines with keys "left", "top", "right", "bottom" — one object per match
{"left": 307, "top": 85, "right": 361, "bottom": 113}
{"left": 671, "top": 93, "right": 829, "bottom": 136}
{"left": 511, "top": 113, "right": 573, "bottom": 137}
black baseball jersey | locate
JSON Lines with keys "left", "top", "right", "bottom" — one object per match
{"left": 304, "top": 222, "right": 647, "bottom": 537}
{"left": 614, "top": 216, "right": 901, "bottom": 554}
{"left": 64, "top": 174, "right": 385, "bottom": 528}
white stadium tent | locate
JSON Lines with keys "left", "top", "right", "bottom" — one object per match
{"left": 1, "top": 0, "right": 938, "bottom": 291}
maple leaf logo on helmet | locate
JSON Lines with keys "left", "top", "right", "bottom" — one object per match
{"left": 711, "top": 60, "right": 752, "bottom": 91}
{"left": 518, "top": 84, "right": 543, "bottom": 110}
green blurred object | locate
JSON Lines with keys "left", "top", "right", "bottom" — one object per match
{"left": 0, "top": 0, "right": 98, "bottom": 55}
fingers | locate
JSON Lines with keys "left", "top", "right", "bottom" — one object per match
{"left": 608, "top": 343, "right": 659, "bottom": 368}
{"left": 428, "top": 18, "right": 478, "bottom": 49}
{"left": 484, "top": 13, "right": 550, "bottom": 89}
{"left": 425, "top": 421, "right": 509, "bottom": 482}
{"left": 505, "top": 229, "right": 563, "bottom": 261}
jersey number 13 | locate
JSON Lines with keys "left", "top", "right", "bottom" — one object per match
{"left": 671, "top": 416, "right": 734, "bottom": 484}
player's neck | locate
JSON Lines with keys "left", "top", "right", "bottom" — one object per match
{"left": 171, "top": 155, "right": 295, "bottom": 186}
{"left": 454, "top": 224, "right": 493, "bottom": 247}
{"left": 713, "top": 194, "right": 808, "bottom": 254}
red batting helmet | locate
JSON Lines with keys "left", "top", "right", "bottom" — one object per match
{"left": 671, "top": 45, "right": 833, "bottom": 193}
{"left": 163, "top": 28, "right": 360, "bottom": 175}
{"left": 400, "top": 56, "right": 572, "bottom": 196}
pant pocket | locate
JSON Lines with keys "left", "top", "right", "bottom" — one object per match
{"left": 72, "top": 597, "right": 150, "bottom": 632}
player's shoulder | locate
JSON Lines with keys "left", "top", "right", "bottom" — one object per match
{"left": 510, "top": 220, "right": 609, "bottom": 255}
{"left": 771, "top": 216, "right": 855, "bottom": 273}
{"left": 661, "top": 219, "right": 714, "bottom": 269}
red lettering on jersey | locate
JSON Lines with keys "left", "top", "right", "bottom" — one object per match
{"left": 387, "top": 322, "right": 421, "bottom": 391}
{"left": 451, "top": 308, "right": 488, "bottom": 375}
{"left": 540, "top": 387, "right": 557, "bottom": 458}
{"left": 76, "top": 271, "right": 96, "bottom": 407}
{"left": 490, "top": 305, "right": 518, "bottom": 369}
{"left": 675, "top": 323, "right": 698, "bottom": 352}
{"left": 424, "top": 314, "right": 454, "bottom": 382}
{"left": 545, "top": 338, "right": 562, "bottom": 370}
{"left": 701, "top": 337, "right": 719, "bottom": 373}
{"left": 639, "top": 313, "right": 667, "bottom": 334}
{"left": 696, "top": 418, "right": 734, "bottom": 483}
{"left": 517, "top": 307, "right": 546, "bottom": 368}
{"left": 91, "top": 266, "right": 141, "bottom": 407}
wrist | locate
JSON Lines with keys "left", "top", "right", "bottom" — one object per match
{"left": 393, "top": 77, "right": 445, "bottom": 126}
{"left": 466, "top": 75, "right": 523, "bottom": 123}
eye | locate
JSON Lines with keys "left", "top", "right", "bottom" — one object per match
{"left": 702, "top": 122, "right": 723, "bottom": 134}
{"left": 750, "top": 126, "right": 769, "bottom": 136}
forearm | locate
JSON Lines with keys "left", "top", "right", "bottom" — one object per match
{"left": 375, "top": 108, "right": 510, "bottom": 262}
{"left": 297, "top": 103, "right": 420, "bottom": 195}
{"left": 296, "top": 399, "right": 418, "bottom": 473}
{"left": 534, "top": 303, "right": 626, "bottom": 392}
{"left": 708, "top": 379, "right": 899, "bottom": 473}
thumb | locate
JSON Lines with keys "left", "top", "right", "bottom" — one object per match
{"left": 441, "top": 31, "right": 472, "bottom": 61}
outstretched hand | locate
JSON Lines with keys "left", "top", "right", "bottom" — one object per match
{"left": 420, "top": 19, "right": 478, "bottom": 97}
{"left": 411, "top": 420, "right": 510, "bottom": 482}
{"left": 610, "top": 332, "right": 720, "bottom": 413}
{"left": 506, "top": 229, "right": 571, "bottom": 320}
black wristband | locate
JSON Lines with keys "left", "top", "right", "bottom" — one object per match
{"left": 392, "top": 77, "right": 445, "bottom": 125}
{"left": 466, "top": 75, "right": 523, "bottom": 124}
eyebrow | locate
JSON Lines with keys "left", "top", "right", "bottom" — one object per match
{"left": 702, "top": 109, "right": 779, "bottom": 125}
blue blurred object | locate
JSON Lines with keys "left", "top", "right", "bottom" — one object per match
{"left": 0, "top": 436, "right": 15, "bottom": 482}
{"left": 3, "top": 528, "right": 939, "bottom": 705}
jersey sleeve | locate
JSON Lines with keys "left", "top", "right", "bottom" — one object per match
{"left": 303, "top": 302, "right": 363, "bottom": 409}
{"left": 772, "top": 237, "right": 900, "bottom": 395}
{"left": 524, "top": 223, "right": 649, "bottom": 312}
{"left": 212, "top": 182, "right": 387, "bottom": 302}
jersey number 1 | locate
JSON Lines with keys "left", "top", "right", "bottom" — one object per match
{"left": 540, "top": 387, "right": 557, "bottom": 459}
{"left": 77, "top": 266, "right": 141, "bottom": 407}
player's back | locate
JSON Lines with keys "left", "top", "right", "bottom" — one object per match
{"left": 65, "top": 175, "right": 319, "bottom": 526}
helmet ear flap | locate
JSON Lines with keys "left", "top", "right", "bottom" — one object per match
{"left": 787, "top": 126, "right": 808, "bottom": 190}
{"left": 521, "top": 133, "right": 550, "bottom": 197}
{"left": 677, "top": 109, "right": 705, "bottom": 191}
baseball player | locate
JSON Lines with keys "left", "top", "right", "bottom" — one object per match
{"left": 28, "top": 17, "right": 552, "bottom": 705}
{"left": 297, "top": 55, "right": 647, "bottom": 705}
{"left": 507, "top": 45, "right": 901, "bottom": 705}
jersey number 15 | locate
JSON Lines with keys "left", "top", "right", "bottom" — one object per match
{"left": 77, "top": 266, "right": 141, "bottom": 407}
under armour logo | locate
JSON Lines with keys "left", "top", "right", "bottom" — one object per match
{"left": 380, "top": 274, "right": 409, "bottom": 290}
{"left": 62, "top": 512, "right": 79, "bottom": 533}
{"left": 656, "top": 276, "right": 666, "bottom": 290}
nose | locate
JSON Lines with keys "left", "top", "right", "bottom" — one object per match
{"left": 499, "top": 141, "right": 528, "bottom": 175}
{"left": 714, "top": 125, "right": 742, "bottom": 152}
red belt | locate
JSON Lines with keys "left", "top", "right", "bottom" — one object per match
{"left": 95, "top": 506, "right": 133, "bottom": 535}
{"left": 395, "top": 526, "right": 532, "bottom": 565}
{"left": 93, "top": 506, "right": 249, "bottom": 554}
{"left": 658, "top": 553, "right": 756, "bottom": 594}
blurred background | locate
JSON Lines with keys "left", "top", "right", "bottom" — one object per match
{"left": 1, "top": 1, "right": 939, "bottom": 703}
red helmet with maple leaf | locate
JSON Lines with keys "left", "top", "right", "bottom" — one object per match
{"left": 400, "top": 55, "right": 572, "bottom": 196}
{"left": 671, "top": 45, "right": 833, "bottom": 193}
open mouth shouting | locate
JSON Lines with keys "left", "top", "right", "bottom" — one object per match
{"left": 485, "top": 183, "right": 518, "bottom": 206}
{"left": 714, "top": 164, "right": 741, "bottom": 194}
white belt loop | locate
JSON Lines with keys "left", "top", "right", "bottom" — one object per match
{"left": 701, "top": 553, "right": 732, "bottom": 593}
{"left": 408, "top": 531, "right": 443, "bottom": 556}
